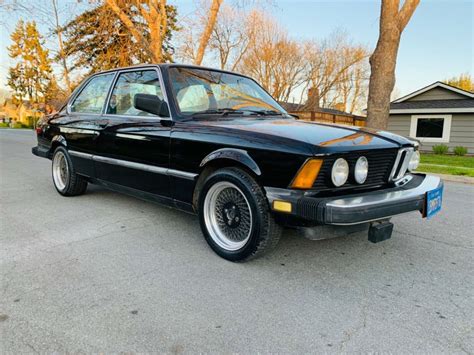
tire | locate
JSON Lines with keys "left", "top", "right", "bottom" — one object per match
{"left": 51, "top": 146, "right": 87, "bottom": 196}
{"left": 198, "top": 167, "right": 282, "bottom": 261}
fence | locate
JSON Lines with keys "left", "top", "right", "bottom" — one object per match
{"left": 290, "top": 111, "right": 366, "bottom": 127}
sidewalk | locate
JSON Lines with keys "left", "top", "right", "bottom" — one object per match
{"left": 417, "top": 171, "right": 474, "bottom": 184}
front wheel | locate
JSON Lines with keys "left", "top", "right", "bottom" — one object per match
{"left": 52, "top": 146, "right": 87, "bottom": 196}
{"left": 198, "top": 167, "right": 282, "bottom": 261}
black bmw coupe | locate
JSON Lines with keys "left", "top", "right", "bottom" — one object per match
{"left": 32, "top": 64, "right": 443, "bottom": 261}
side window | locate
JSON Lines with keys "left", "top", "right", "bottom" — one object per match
{"left": 71, "top": 73, "right": 115, "bottom": 114}
{"left": 107, "top": 70, "right": 164, "bottom": 116}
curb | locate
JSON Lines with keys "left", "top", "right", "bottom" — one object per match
{"left": 417, "top": 171, "right": 474, "bottom": 185}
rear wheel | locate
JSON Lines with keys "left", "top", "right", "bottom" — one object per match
{"left": 52, "top": 146, "right": 87, "bottom": 196}
{"left": 198, "top": 167, "right": 282, "bottom": 261}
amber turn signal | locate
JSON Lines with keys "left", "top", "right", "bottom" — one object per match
{"left": 273, "top": 200, "right": 292, "bottom": 213}
{"left": 290, "top": 159, "right": 323, "bottom": 189}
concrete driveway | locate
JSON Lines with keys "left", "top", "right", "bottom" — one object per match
{"left": 1, "top": 129, "right": 473, "bottom": 353}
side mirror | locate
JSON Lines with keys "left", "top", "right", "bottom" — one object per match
{"left": 134, "top": 93, "right": 170, "bottom": 117}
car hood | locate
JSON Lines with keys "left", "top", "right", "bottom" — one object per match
{"left": 202, "top": 117, "right": 413, "bottom": 154}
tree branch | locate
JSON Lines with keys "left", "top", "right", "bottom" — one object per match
{"left": 105, "top": 0, "right": 148, "bottom": 50}
{"left": 195, "top": 0, "right": 223, "bottom": 65}
{"left": 398, "top": 0, "right": 420, "bottom": 31}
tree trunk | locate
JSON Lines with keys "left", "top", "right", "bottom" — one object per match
{"left": 147, "top": 0, "right": 167, "bottom": 63}
{"left": 366, "top": 20, "right": 400, "bottom": 130}
{"left": 149, "top": 21, "right": 163, "bottom": 63}
{"left": 106, "top": 0, "right": 167, "bottom": 63}
{"left": 51, "top": 0, "right": 72, "bottom": 92}
{"left": 366, "top": 0, "right": 419, "bottom": 130}
{"left": 106, "top": 0, "right": 151, "bottom": 59}
{"left": 195, "top": 0, "right": 223, "bottom": 65}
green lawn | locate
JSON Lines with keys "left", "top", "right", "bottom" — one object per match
{"left": 420, "top": 154, "right": 474, "bottom": 168}
{"left": 416, "top": 154, "right": 474, "bottom": 177}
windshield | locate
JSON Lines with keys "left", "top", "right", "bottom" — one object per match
{"left": 168, "top": 67, "right": 288, "bottom": 117}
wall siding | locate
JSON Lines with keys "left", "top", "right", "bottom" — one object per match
{"left": 408, "top": 87, "right": 467, "bottom": 101}
{"left": 387, "top": 113, "right": 474, "bottom": 153}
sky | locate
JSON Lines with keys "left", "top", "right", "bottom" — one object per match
{"left": 0, "top": 0, "right": 473, "bottom": 99}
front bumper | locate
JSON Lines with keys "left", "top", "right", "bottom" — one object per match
{"left": 266, "top": 174, "right": 443, "bottom": 225}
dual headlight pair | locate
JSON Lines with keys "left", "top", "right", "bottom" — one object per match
{"left": 332, "top": 150, "right": 420, "bottom": 187}
{"left": 291, "top": 150, "right": 420, "bottom": 189}
{"left": 331, "top": 156, "right": 368, "bottom": 187}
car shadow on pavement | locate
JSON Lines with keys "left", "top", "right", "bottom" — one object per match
{"left": 82, "top": 183, "right": 379, "bottom": 267}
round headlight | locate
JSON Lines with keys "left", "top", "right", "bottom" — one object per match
{"left": 331, "top": 158, "right": 349, "bottom": 187}
{"left": 408, "top": 150, "right": 420, "bottom": 171}
{"left": 354, "top": 156, "right": 369, "bottom": 184}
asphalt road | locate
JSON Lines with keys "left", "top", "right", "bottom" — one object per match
{"left": 1, "top": 129, "right": 473, "bottom": 353}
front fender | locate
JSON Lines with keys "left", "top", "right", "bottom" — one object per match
{"left": 200, "top": 148, "right": 261, "bottom": 176}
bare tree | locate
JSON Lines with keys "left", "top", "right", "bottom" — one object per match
{"left": 51, "top": 0, "right": 72, "bottom": 92}
{"left": 209, "top": 5, "right": 256, "bottom": 70}
{"left": 333, "top": 47, "right": 370, "bottom": 113}
{"left": 366, "top": 0, "right": 420, "bottom": 129}
{"left": 105, "top": 0, "right": 169, "bottom": 63}
{"left": 238, "top": 10, "right": 306, "bottom": 102}
{"left": 302, "top": 33, "right": 367, "bottom": 109}
{"left": 195, "top": 0, "right": 224, "bottom": 65}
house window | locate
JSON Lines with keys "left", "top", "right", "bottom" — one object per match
{"left": 410, "top": 114, "right": 452, "bottom": 143}
{"left": 416, "top": 118, "right": 444, "bottom": 138}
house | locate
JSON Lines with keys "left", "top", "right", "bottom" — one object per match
{"left": 0, "top": 99, "right": 42, "bottom": 126}
{"left": 387, "top": 82, "right": 474, "bottom": 153}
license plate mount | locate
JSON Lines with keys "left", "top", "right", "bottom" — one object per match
{"left": 425, "top": 185, "right": 443, "bottom": 219}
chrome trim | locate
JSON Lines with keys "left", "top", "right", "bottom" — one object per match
{"left": 102, "top": 66, "right": 173, "bottom": 121}
{"left": 394, "top": 174, "right": 413, "bottom": 187}
{"left": 167, "top": 169, "right": 198, "bottom": 180}
{"left": 69, "top": 150, "right": 94, "bottom": 160}
{"left": 326, "top": 175, "right": 441, "bottom": 210}
{"left": 59, "top": 127, "right": 99, "bottom": 136}
{"left": 68, "top": 150, "right": 197, "bottom": 180}
{"left": 389, "top": 147, "right": 414, "bottom": 181}
{"left": 325, "top": 175, "right": 443, "bottom": 225}
{"left": 67, "top": 71, "right": 118, "bottom": 116}
{"left": 93, "top": 155, "right": 168, "bottom": 175}
{"left": 115, "top": 133, "right": 149, "bottom": 141}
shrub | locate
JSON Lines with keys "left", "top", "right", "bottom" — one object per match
{"left": 12, "top": 122, "right": 23, "bottom": 129}
{"left": 0, "top": 122, "right": 9, "bottom": 128}
{"left": 432, "top": 144, "right": 449, "bottom": 155}
{"left": 453, "top": 146, "right": 468, "bottom": 156}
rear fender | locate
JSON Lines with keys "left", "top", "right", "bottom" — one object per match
{"left": 50, "top": 135, "right": 67, "bottom": 152}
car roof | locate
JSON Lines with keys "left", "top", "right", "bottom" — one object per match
{"left": 93, "top": 63, "right": 253, "bottom": 80}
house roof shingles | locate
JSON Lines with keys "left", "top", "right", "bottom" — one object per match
{"left": 390, "top": 99, "right": 474, "bottom": 110}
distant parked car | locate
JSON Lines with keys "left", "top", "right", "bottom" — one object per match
{"left": 32, "top": 64, "right": 443, "bottom": 261}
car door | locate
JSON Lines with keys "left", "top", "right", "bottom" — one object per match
{"left": 62, "top": 72, "right": 116, "bottom": 177}
{"left": 94, "top": 68, "right": 172, "bottom": 198}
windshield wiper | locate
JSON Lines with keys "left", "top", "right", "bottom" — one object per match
{"left": 190, "top": 108, "right": 245, "bottom": 117}
{"left": 241, "top": 109, "right": 285, "bottom": 116}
